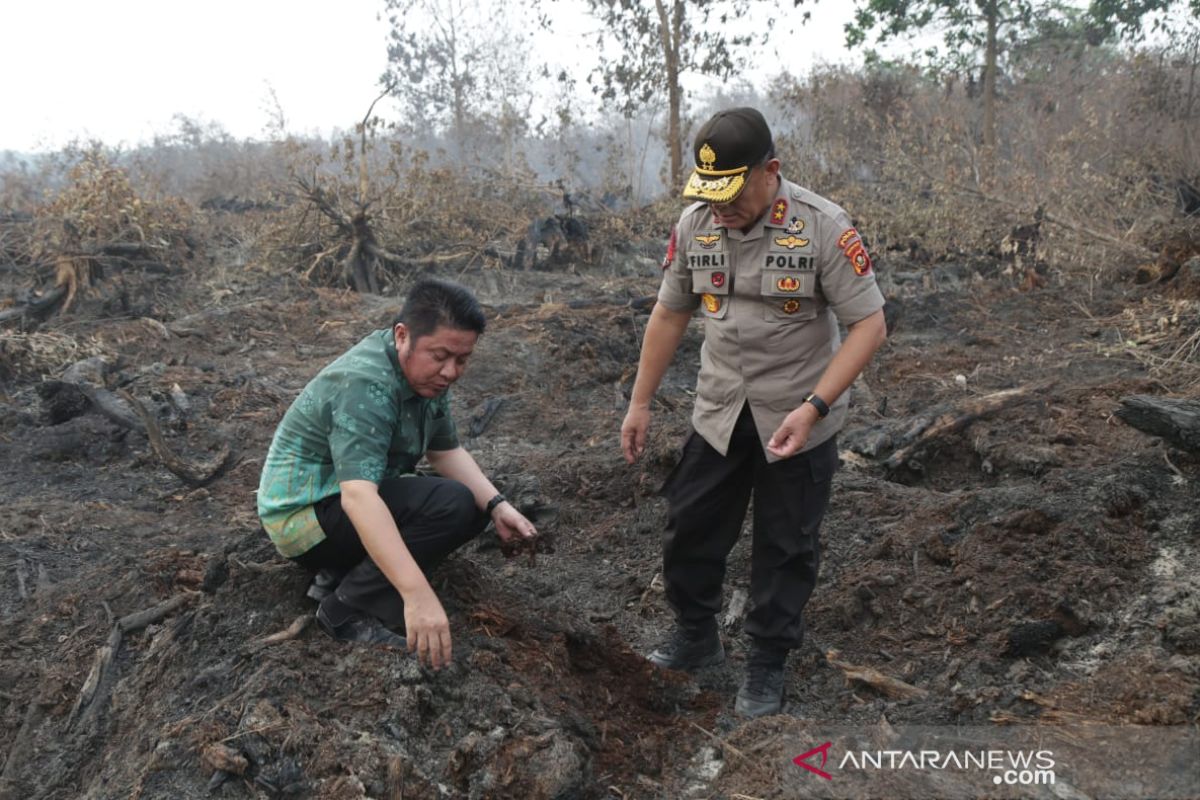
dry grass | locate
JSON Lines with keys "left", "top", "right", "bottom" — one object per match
{"left": 771, "top": 52, "right": 1197, "bottom": 275}
{"left": 0, "top": 330, "right": 106, "bottom": 382}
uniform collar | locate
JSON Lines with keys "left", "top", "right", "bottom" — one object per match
{"left": 723, "top": 174, "right": 790, "bottom": 243}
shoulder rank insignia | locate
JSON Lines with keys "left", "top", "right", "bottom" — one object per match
{"left": 694, "top": 233, "right": 721, "bottom": 249}
{"left": 711, "top": 271, "right": 726, "bottom": 288}
{"left": 785, "top": 216, "right": 805, "bottom": 235}
{"left": 702, "top": 293, "right": 721, "bottom": 313}
{"left": 776, "top": 276, "right": 801, "bottom": 292}
{"left": 782, "top": 299, "right": 801, "bottom": 314}
{"left": 770, "top": 198, "right": 788, "bottom": 226}
{"left": 774, "top": 234, "right": 810, "bottom": 249}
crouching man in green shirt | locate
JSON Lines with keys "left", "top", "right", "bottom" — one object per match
{"left": 257, "top": 278, "right": 537, "bottom": 669}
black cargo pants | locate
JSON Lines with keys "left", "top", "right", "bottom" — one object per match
{"left": 661, "top": 403, "right": 838, "bottom": 651}
{"left": 291, "top": 476, "right": 487, "bottom": 627}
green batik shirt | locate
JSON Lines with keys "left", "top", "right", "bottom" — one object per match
{"left": 256, "top": 328, "right": 460, "bottom": 557}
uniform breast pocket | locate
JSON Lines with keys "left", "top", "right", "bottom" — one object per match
{"left": 690, "top": 269, "right": 730, "bottom": 295}
{"left": 761, "top": 269, "right": 817, "bottom": 323}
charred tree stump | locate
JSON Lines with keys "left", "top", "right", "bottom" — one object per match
{"left": 843, "top": 384, "right": 1049, "bottom": 470}
{"left": 1116, "top": 396, "right": 1200, "bottom": 452}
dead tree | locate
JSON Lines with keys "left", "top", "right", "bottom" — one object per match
{"left": 295, "top": 87, "right": 406, "bottom": 294}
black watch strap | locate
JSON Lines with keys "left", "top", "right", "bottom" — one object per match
{"left": 485, "top": 493, "right": 507, "bottom": 515}
{"left": 804, "top": 392, "right": 830, "bottom": 419}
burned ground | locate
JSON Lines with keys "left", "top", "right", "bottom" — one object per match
{"left": 0, "top": 230, "right": 1198, "bottom": 799}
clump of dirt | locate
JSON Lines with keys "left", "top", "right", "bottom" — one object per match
{"left": 1, "top": 217, "right": 1197, "bottom": 798}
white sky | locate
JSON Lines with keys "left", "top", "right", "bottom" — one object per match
{"left": 1, "top": 0, "right": 860, "bottom": 154}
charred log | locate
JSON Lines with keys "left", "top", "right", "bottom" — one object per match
{"left": 1116, "top": 396, "right": 1200, "bottom": 452}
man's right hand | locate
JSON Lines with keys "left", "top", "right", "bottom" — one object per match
{"left": 621, "top": 404, "right": 651, "bottom": 464}
{"left": 403, "top": 584, "right": 451, "bottom": 670}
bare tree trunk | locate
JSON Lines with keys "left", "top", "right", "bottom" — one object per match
{"left": 981, "top": 0, "right": 998, "bottom": 182}
{"left": 655, "top": 0, "right": 684, "bottom": 192}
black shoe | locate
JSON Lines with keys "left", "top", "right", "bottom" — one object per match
{"left": 316, "top": 595, "right": 407, "bottom": 648}
{"left": 305, "top": 568, "right": 346, "bottom": 602}
{"left": 735, "top": 645, "right": 788, "bottom": 718}
{"left": 647, "top": 625, "right": 725, "bottom": 671}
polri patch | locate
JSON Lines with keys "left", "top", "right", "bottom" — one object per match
{"left": 776, "top": 275, "right": 801, "bottom": 292}
{"left": 837, "top": 228, "right": 860, "bottom": 250}
{"left": 844, "top": 240, "right": 873, "bottom": 276}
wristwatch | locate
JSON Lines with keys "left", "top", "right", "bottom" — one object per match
{"left": 485, "top": 493, "right": 507, "bottom": 515}
{"left": 803, "top": 392, "right": 830, "bottom": 420}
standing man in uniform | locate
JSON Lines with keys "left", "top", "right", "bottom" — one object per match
{"left": 258, "top": 278, "right": 537, "bottom": 669}
{"left": 621, "top": 108, "right": 887, "bottom": 717}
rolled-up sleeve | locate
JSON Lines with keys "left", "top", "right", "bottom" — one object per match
{"left": 819, "top": 213, "right": 885, "bottom": 326}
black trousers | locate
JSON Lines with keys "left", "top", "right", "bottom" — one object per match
{"left": 661, "top": 404, "right": 838, "bottom": 651}
{"left": 291, "top": 477, "right": 487, "bottom": 626}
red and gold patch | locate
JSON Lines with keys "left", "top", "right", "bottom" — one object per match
{"left": 782, "top": 299, "right": 801, "bottom": 314}
{"left": 776, "top": 276, "right": 801, "bottom": 292}
{"left": 837, "top": 228, "right": 860, "bottom": 250}
{"left": 711, "top": 272, "right": 726, "bottom": 288}
{"left": 844, "top": 240, "right": 873, "bottom": 276}
{"left": 702, "top": 293, "right": 721, "bottom": 313}
{"left": 662, "top": 225, "right": 677, "bottom": 270}
{"left": 770, "top": 198, "right": 788, "bottom": 226}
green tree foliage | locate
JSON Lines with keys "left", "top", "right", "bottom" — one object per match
{"left": 842, "top": 0, "right": 1042, "bottom": 162}
{"left": 1087, "top": 0, "right": 1199, "bottom": 41}
{"left": 382, "top": 0, "right": 540, "bottom": 168}
{"left": 583, "top": 0, "right": 768, "bottom": 192}
{"left": 835, "top": 0, "right": 1198, "bottom": 178}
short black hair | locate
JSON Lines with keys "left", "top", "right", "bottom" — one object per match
{"left": 394, "top": 278, "right": 485, "bottom": 343}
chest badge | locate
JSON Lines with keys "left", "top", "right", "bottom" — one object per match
{"left": 785, "top": 216, "right": 805, "bottom": 235}
{"left": 711, "top": 271, "right": 726, "bottom": 288}
{"left": 776, "top": 276, "right": 801, "bottom": 292}
{"left": 694, "top": 232, "right": 721, "bottom": 249}
{"left": 782, "top": 299, "right": 802, "bottom": 314}
{"left": 702, "top": 293, "right": 721, "bottom": 313}
{"left": 770, "top": 198, "right": 788, "bottom": 226}
{"left": 774, "top": 234, "right": 810, "bottom": 249}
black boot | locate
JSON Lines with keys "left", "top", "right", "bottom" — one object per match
{"left": 647, "top": 624, "right": 725, "bottom": 671}
{"left": 305, "top": 567, "right": 346, "bottom": 602}
{"left": 316, "top": 594, "right": 407, "bottom": 648}
{"left": 735, "top": 643, "right": 788, "bottom": 718}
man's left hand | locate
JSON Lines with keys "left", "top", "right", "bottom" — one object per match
{"left": 767, "top": 403, "right": 821, "bottom": 459}
{"left": 492, "top": 502, "right": 537, "bottom": 542}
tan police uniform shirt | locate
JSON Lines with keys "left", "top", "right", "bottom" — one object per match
{"left": 657, "top": 175, "right": 885, "bottom": 462}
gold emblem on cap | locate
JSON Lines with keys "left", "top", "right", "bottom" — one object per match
{"left": 699, "top": 142, "right": 717, "bottom": 171}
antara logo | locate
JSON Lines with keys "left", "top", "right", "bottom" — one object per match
{"left": 793, "top": 742, "right": 834, "bottom": 780}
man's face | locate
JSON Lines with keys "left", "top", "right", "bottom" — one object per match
{"left": 709, "top": 158, "right": 781, "bottom": 232}
{"left": 394, "top": 323, "right": 478, "bottom": 398}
